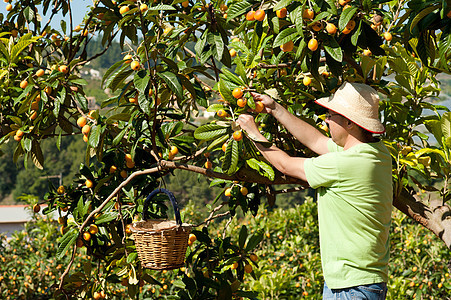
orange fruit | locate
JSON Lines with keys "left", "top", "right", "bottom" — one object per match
{"left": 119, "top": 6, "right": 129, "bottom": 14}
{"left": 123, "top": 54, "right": 133, "bottom": 63}
{"left": 224, "top": 187, "right": 232, "bottom": 197}
{"left": 31, "top": 101, "right": 39, "bottom": 110}
{"left": 447, "top": 10, "right": 451, "bottom": 18}
{"left": 109, "top": 165, "right": 117, "bottom": 174}
{"left": 233, "top": 130, "right": 243, "bottom": 141}
{"left": 222, "top": 142, "right": 228, "bottom": 152}
{"left": 232, "top": 87, "right": 243, "bottom": 99}
{"left": 83, "top": 232, "right": 91, "bottom": 241}
{"left": 302, "top": 9, "right": 314, "bottom": 19}
{"left": 182, "top": 1, "right": 189, "bottom": 8}
{"left": 130, "top": 60, "right": 140, "bottom": 71}
{"left": 85, "top": 179, "right": 93, "bottom": 188}
{"left": 231, "top": 262, "right": 239, "bottom": 269}
{"left": 82, "top": 124, "right": 91, "bottom": 135}
{"left": 20, "top": 80, "right": 28, "bottom": 89}
{"left": 45, "top": 86, "right": 52, "bottom": 94}
{"left": 280, "top": 69, "right": 287, "bottom": 76}
{"left": 326, "top": 23, "right": 337, "bottom": 35}
{"left": 246, "top": 11, "right": 255, "bottom": 21}
{"left": 125, "top": 153, "right": 133, "bottom": 162}
{"left": 363, "top": 49, "right": 372, "bottom": 56}
{"left": 220, "top": 4, "right": 228, "bottom": 11}
{"left": 120, "top": 170, "right": 127, "bottom": 178}
{"left": 83, "top": 135, "right": 89, "bottom": 143}
{"left": 342, "top": 20, "right": 356, "bottom": 34}
{"left": 204, "top": 161, "right": 212, "bottom": 169}
{"left": 57, "top": 185, "right": 65, "bottom": 194}
{"left": 6, "top": 3, "right": 12, "bottom": 11}
{"left": 88, "top": 224, "right": 99, "bottom": 235}
{"left": 16, "top": 129, "right": 24, "bottom": 137}
{"left": 35, "top": 69, "right": 45, "bottom": 77}
{"left": 188, "top": 233, "right": 197, "bottom": 243}
{"left": 303, "top": 76, "right": 312, "bottom": 86}
{"left": 30, "top": 111, "right": 38, "bottom": 120}
{"left": 255, "top": 101, "right": 265, "bottom": 113}
{"left": 254, "top": 9, "right": 265, "bottom": 21}
{"left": 280, "top": 40, "right": 294, "bottom": 52}
{"left": 244, "top": 264, "right": 253, "bottom": 273}
{"left": 240, "top": 186, "right": 248, "bottom": 196}
{"left": 237, "top": 98, "right": 247, "bottom": 107}
{"left": 77, "top": 116, "right": 87, "bottom": 127}
{"left": 74, "top": 25, "right": 82, "bottom": 32}
{"left": 33, "top": 204, "right": 41, "bottom": 213}
{"left": 308, "top": 38, "right": 318, "bottom": 51}
{"left": 249, "top": 254, "right": 258, "bottom": 262}
{"left": 384, "top": 31, "right": 392, "bottom": 41}
{"left": 126, "top": 161, "right": 135, "bottom": 168}
{"left": 229, "top": 49, "right": 237, "bottom": 57}
{"left": 58, "top": 65, "right": 69, "bottom": 74}
{"left": 339, "top": 0, "right": 347, "bottom": 5}
{"left": 93, "top": 291, "right": 102, "bottom": 300}
{"left": 276, "top": 8, "right": 287, "bottom": 18}
{"left": 140, "top": 3, "right": 148, "bottom": 12}
{"left": 170, "top": 145, "right": 179, "bottom": 155}
{"left": 14, "top": 134, "right": 22, "bottom": 142}
{"left": 312, "top": 22, "right": 323, "bottom": 31}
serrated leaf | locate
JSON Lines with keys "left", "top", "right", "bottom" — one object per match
{"left": 213, "top": 33, "right": 224, "bottom": 61}
{"left": 227, "top": 1, "right": 252, "bottom": 19}
{"left": 208, "top": 134, "right": 229, "bottom": 151}
{"left": 410, "top": 4, "right": 440, "bottom": 33}
{"left": 56, "top": 228, "right": 78, "bottom": 260}
{"left": 148, "top": 4, "right": 176, "bottom": 10}
{"left": 207, "top": 103, "right": 226, "bottom": 112}
{"left": 246, "top": 158, "right": 274, "bottom": 181}
{"left": 441, "top": 112, "right": 451, "bottom": 140}
{"left": 218, "top": 79, "right": 236, "bottom": 104}
{"left": 273, "top": 0, "right": 293, "bottom": 11}
{"left": 194, "top": 124, "right": 229, "bottom": 141}
{"left": 238, "top": 225, "right": 247, "bottom": 249}
{"left": 88, "top": 125, "right": 102, "bottom": 148}
{"left": 134, "top": 70, "right": 150, "bottom": 94}
{"left": 102, "top": 60, "right": 124, "bottom": 87}
{"left": 323, "top": 36, "right": 343, "bottom": 62}
{"left": 31, "top": 140, "right": 44, "bottom": 169}
{"left": 157, "top": 71, "right": 183, "bottom": 99}
{"left": 273, "top": 27, "right": 298, "bottom": 48}
{"left": 109, "top": 69, "right": 134, "bottom": 92}
{"left": 223, "top": 139, "right": 239, "bottom": 175}
{"left": 338, "top": 7, "right": 358, "bottom": 31}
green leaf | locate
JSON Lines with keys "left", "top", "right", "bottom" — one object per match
{"left": 31, "top": 140, "right": 44, "bottom": 169}
{"left": 338, "top": 7, "right": 358, "bottom": 31}
{"left": 134, "top": 70, "right": 150, "bottom": 94}
{"left": 148, "top": 4, "right": 176, "bottom": 10}
{"left": 410, "top": 4, "right": 440, "bottom": 33}
{"left": 23, "top": 6, "right": 35, "bottom": 22}
{"left": 273, "top": 0, "right": 293, "bottom": 11}
{"left": 238, "top": 225, "right": 248, "bottom": 249}
{"left": 208, "top": 134, "right": 229, "bottom": 151}
{"left": 194, "top": 124, "right": 229, "bottom": 141}
{"left": 102, "top": 60, "right": 124, "bottom": 87}
{"left": 218, "top": 79, "right": 236, "bottom": 104}
{"left": 441, "top": 112, "right": 451, "bottom": 140}
{"left": 223, "top": 139, "right": 239, "bottom": 175}
{"left": 323, "top": 36, "right": 342, "bottom": 62}
{"left": 157, "top": 71, "right": 183, "bottom": 99}
{"left": 245, "top": 232, "right": 263, "bottom": 251}
{"left": 109, "top": 69, "right": 134, "bottom": 92}
{"left": 206, "top": 104, "right": 226, "bottom": 112}
{"left": 227, "top": 1, "right": 252, "bottom": 20}
{"left": 246, "top": 158, "right": 274, "bottom": 181}
{"left": 126, "top": 252, "right": 138, "bottom": 264}
{"left": 213, "top": 33, "right": 224, "bottom": 61}
{"left": 273, "top": 27, "right": 298, "bottom": 48}
{"left": 56, "top": 228, "right": 78, "bottom": 260}
{"left": 88, "top": 125, "right": 102, "bottom": 148}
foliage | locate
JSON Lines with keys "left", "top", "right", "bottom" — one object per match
{"left": 2, "top": 198, "right": 450, "bottom": 299}
{"left": 0, "top": 0, "right": 450, "bottom": 298}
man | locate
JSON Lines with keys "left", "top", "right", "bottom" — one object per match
{"left": 237, "top": 82, "right": 392, "bottom": 299}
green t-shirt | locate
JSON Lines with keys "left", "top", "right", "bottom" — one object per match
{"left": 304, "top": 139, "right": 392, "bottom": 289}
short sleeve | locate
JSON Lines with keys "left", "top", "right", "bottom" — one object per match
{"left": 304, "top": 153, "right": 340, "bottom": 189}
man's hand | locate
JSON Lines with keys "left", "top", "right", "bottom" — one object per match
{"left": 251, "top": 92, "right": 276, "bottom": 114}
{"left": 237, "top": 114, "right": 267, "bottom": 142}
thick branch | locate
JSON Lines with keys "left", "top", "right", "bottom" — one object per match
{"left": 394, "top": 188, "right": 451, "bottom": 250}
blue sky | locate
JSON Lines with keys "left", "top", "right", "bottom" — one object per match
{"left": 0, "top": 1, "right": 90, "bottom": 31}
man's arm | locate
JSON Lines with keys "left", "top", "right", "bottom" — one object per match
{"left": 237, "top": 114, "right": 308, "bottom": 182}
{"left": 252, "top": 93, "right": 330, "bottom": 155}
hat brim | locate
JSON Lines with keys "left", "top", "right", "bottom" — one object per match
{"left": 315, "top": 97, "right": 385, "bottom": 134}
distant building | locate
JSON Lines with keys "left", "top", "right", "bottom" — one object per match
{"left": 0, "top": 205, "right": 55, "bottom": 239}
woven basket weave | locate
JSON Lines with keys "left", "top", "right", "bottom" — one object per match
{"left": 130, "top": 188, "right": 192, "bottom": 270}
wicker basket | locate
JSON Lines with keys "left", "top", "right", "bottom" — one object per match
{"left": 130, "top": 188, "right": 192, "bottom": 270}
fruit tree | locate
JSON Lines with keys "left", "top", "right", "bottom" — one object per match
{"left": 0, "top": 0, "right": 450, "bottom": 298}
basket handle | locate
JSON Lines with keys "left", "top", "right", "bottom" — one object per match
{"left": 142, "top": 188, "right": 182, "bottom": 226}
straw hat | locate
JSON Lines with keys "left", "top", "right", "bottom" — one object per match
{"left": 316, "top": 82, "right": 385, "bottom": 133}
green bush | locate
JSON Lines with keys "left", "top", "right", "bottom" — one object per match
{"left": 1, "top": 198, "right": 450, "bottom": 299}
